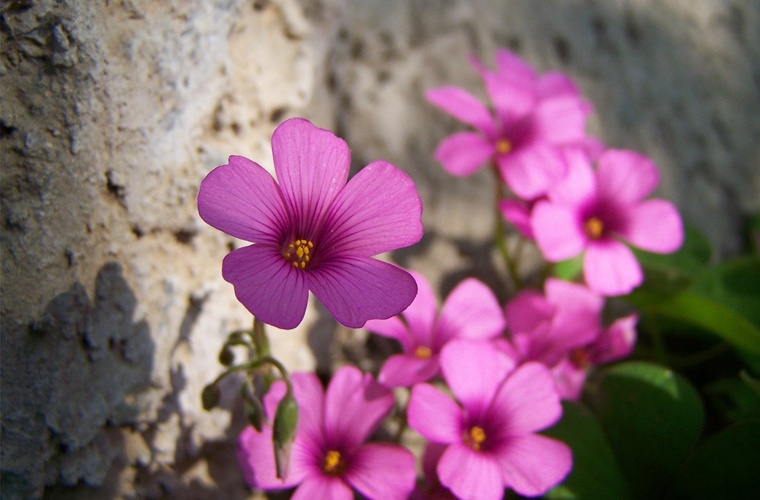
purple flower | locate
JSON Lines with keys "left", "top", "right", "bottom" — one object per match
{"left": 408, "top": 340, "right": 572, "bottom": 499}
{"left": 531, "top": 149, "right": 684, "bottom": 296}
{"left": 237, "top": 366, "right": 416, "bottom": 500}
{"left": 197, "top": 118, "right": 423, "bottom": 329}
{"left": 505, "top": 278, "right": 603, "bottom": 367}
{"left": 551, "top": 313, "right": 638, "bottom": 400}
{"left": 426, "top": 49, "right": 600, "bottom": 199}
{"left": 366, "top": 271, "right": 506, "bottom": 388}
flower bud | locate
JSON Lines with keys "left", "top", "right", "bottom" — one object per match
{"left": 272, "top": 392, "right": 299, "bottom": 479}
{"left": 240, "top": 382, "right": 265, "bottom": 432}
{"left": 218, "top": 345, "right": 235, "bottom": 366}
{"left": 201, "top": 383, "right": 220, "bottom": 411}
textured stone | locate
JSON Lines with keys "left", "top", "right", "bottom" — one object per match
{"left": 1, "top": 0, "right": 758, "bottom": 498}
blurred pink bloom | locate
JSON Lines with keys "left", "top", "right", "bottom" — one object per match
{"left": 499, "top": 198, "right": 536, "bottom": 239}
{"left": 531, "top": 149, "right": 683, "bottom": 296}
{"left": 426, "top": 49, "right": 600, "bottom": 199}
{"left": 197, "top": 118, "right": 423, "bottom": 329}
{"left": 551, "top": 313, "right": 638, "bottom": 400}
{"left": 237, "top": 366, "right": 416, "bottom": 500}
{"left": 366, "top": 272, "right": 506, "bottom": 388}
{"left": 408, "top": 340, "right": 572, "bottom": 499}
{"left": 505, "top": 278, "right": 603, "bottom": 367}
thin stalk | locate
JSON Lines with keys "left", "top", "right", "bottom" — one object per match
{"left": 492, "top": 164, "right": 522, "bottom": 290}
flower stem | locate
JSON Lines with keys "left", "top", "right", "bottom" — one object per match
{"left": 492, "top": 165, "right": 522, "bottom": 290}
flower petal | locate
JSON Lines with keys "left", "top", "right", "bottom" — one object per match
{"left": 495, "top": 434, "right": 572, "bottom": 497}
{"left": 551, "top": 359, "right": 588, "bottom": 400}
{"left": 291, "top": 372, "right": 326, "bottom": 444}
{"left": 545, "top": 278, "right": 603, "bottom": 349}
{"left": 222, "top": 244, "right": 309, "bottom": 330}
{"left": 440, "top": 340, "right": 514, "bottom": 417}
{"left": 320, "top": 160, "right": 423, "bottom": 257}
{"left": 197, "top": 155, "right": 289, "bottom": 244}
{"left": 401, "top": 271, "right": 439, "bottom": 347}
{"left": 504, "top": 290, "right": 554, "bottom": 336}
{"left": 292, "top": 475, "right": 353, "bottom": 500}
{"left": 436, "top": 278, "right": 506, "bottom": 345}
{"left": 596, "top": 149, "right": 660, "bottom": 204}
{"left": 548, "top": 148, "right": 597, "bottom": 205}
{"left": 434, "top": 131, "right": 495, "bottom": 177}
{"left": 379, "top": 353, "right": 440, "bottom": 388}
{"left": 532, "top": 95, "right": 593, "bottom": 145}
{"left": 489, "top": 362, "right": 563, "bottom": 435}
{"left": 345, "top": 443, "right": 417, "bottom": 500}
{"left": 583, "top": 239, "right": 643, "bottom": 296}
{"left": 499, "top": 199, "right": 534, "bottom": 239}
{"left": 364, "top": 315, "right": 411, "bottom": 347}
{"left": 323, "top": 366, "right": 393, "bottom": 450}
{"left": 426, "top": 86, "right": 497, "bottom": 136}
{"left": 499, "top": 146, "right": 567, "bottom": 199}
{"left": 237, "top": 425, "right": 304, "bottom": 490}
{"left": 309, "top": 256, "right": 418, "bottom": 329}
{"left": 531, "top": 201, "right": 586, "bottom": 262}
{"left": 591, "top": 313, "right": 638, "bottom": 364}
{"left": 537, "top": 72, "right": 581, "bottom": 99}
{"left": 438, "top": 444, "right": 505, "bottom": 500}
{"left": 619, "top": 199, "right": 684, "bottom": 253}
{"left": 408, "top": 383, "right": 463, "bottom": 444}
{"left": 271, "top": 118, "right": 350, "bottom": 239}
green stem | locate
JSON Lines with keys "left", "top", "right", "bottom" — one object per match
{"left": 250, "top": 317, "right": 270, "bottom": 360}
{"left": 492, "top": 164, "right": 522, "bottom": 290}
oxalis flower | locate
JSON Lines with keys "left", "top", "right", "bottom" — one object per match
{"left": 197, "top": 118, "right": 423, "bottom": 329}
{"left": 531, "top": 148, "right": 683, "bottom": 296}
{"left": 365, "top": 271, "right": 506, "bottom": 388}
{"left": 237, "top": 366, "right": 417, "bottom": 499}
{"left": 408, "top": 340, "right": 572, "bottom": 500}
{"left": 426, "top": 49, "right": 600, "bottom": 199}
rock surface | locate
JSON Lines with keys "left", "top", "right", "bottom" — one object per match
{"left": 1, "top": 0, "right": 757, "bottom": 498}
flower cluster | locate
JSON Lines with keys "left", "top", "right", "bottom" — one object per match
{"left": 198, "top": 48, "right": 686, "bottom": 500}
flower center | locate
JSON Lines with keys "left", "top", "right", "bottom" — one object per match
{"left": 495, "top": 138, "right": 513, "bottom": 155}
{"left": 414, "top": 345, "right": 432, "bottom": 359}
{"left": 322, "top": 449, "right": 345, "bottom": 475}
{"left": 570, "top": 348, "right": 591, "bottom": 369}
{"left": 283, "top": 239, "right": 314, "bottom": 269}
{"left": 466, "top": 425, "right": 487, "bottom": 451}
{"left": 584, "top": 217, "right": 605, "bottom": 240}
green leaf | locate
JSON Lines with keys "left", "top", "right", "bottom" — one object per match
{"left": 554, "top": 255, "right": 583, "bottom": 281}
{"left": 690, "top": 256, "right": 760, "bottom": 329}
{"left": 704, "top": 377, "right": 760, "bottom": 424}
{"left": 544, "top": 402, "right": 631, "bottom": 500}
{"left": 641, "top": 291, "right": 760, "bottom": 357}
{"left": 634, "top": 225, "right": 712, "bottom": 277}
{"left": 669, "top": 419, "right": 760, "bottom": 499}
{"left": 598, "top": 362, "right": 704, "bottom": 499}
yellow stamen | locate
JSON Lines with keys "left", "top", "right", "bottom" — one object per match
{"left": 584, "top": 217, "right": 604, "bottom": 240}
{"left": 496, "top": 138, "right": 512, "bottom": 155}
{"left": 414, "top": 345, "right": 432, "bottom": 359}
{"left": 283, "top": 238, "right": 315, "bottom": 269}
{"left": 323, "top": 450, "right": 344, "bottom": 475}
{"left": 468, "top": 426, "right": 487, "bottom": 451}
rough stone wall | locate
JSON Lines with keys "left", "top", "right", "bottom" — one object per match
{"left": 1, "top": 0, "right": 758, "bottom": 498}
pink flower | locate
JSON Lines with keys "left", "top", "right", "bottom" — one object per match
{"left": 531, "top": 149, "right": 684, "bottom": 296}
{"left": 552, "top": 313, "right": 638, "bottom": 400}
{"left": 237, "top": 366, "right": 416, "bottom": 500}
{"left": 408, "top": 340, "right": 572, "bottom": 499}
{"left": 505, "top": 278, "right": 604, "bottom": 367}
{"left": 426, "top": 49, "right": 600, "bottom": 199}
{"left": 366, "top": 272, "right": 506, "bottom": 388}
{"left": 197, "top": 118, "right": 423, "bottom": 329}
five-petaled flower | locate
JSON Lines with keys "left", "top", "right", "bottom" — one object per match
{"left": 197, "top": 118, "right": 423, "bottom": 329}
{"left": 237, "top": 366, "right": 417, "bottom": 500}
{"left": 531, "top": 149, "right": 683, "bottom": 296}
{"left": 426, "top": 49, "right": 600, "bottom": 199}
{"left": 366, "top": 271, "right": 506, "bottom": 388}
{"left": 408, "top": 340, "right": 572, "bottom": 500}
